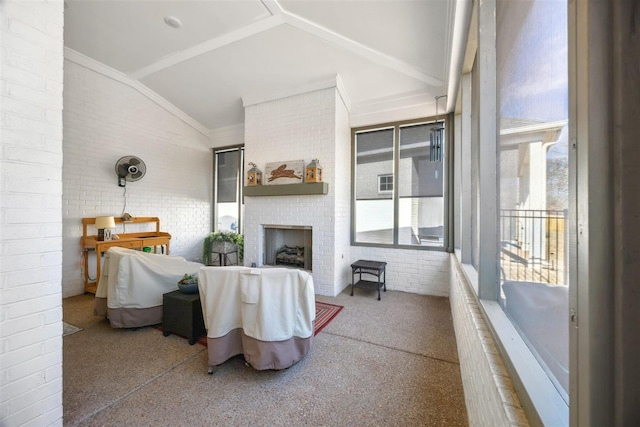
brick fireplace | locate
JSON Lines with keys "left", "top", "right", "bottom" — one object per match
{"left": 242, "top": 80, "right": 352, "bottom": 296}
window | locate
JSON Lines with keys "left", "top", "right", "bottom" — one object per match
{"left": 496, "top": 0, "right": 569, "bottom": 402}
{"left": 352, "top": 119, "right": 446, "bottom": 248}
{"left": 454, "top": 0, "right": 572, "bottom": 422}
{"left": 378, "top": 174, "right": 393, "bottom": 193}
{"left": 353, "top": 127, "right": 394, "bottom": 245}
{"left": 213, "top": 146, "right": 244, "bottom": 233}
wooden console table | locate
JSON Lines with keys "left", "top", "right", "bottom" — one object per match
{"left": 81, "top": 216, "right": 171, "bottom": 294}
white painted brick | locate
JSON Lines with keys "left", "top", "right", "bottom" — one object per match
{"left": 61, "top": 59, "right": 212, "bottom": 297}
{"left": 350, "top": 246, "right": 449, "bottom": 296}
{"left": 1, "top": 384, "right": 62, "bottom": 426}
{"left": 1, "top": 1, "right": 64, "bottom": 424}
{"left": 244, "top": 87, "right": 350, "bottom": 297}
{"left": 449, "top": 255, "right": 530, "bottom": 426}
{"left": 244, "top": 88, "right": 448, "bottom": 298}
{"left": 0, "top": 64, "right": 46, "bottom": 90}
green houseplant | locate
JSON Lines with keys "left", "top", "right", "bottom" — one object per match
{"left": 202, "top": 231, "right": 244, "bottom": 266}
{"left": 177, "top": 273, "right": 198, "bottom": 294}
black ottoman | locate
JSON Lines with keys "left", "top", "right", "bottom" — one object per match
{"left": 162, "top": 290, "right": 206, "bottom": 345}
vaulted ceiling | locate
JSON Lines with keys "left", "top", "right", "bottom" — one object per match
{"left": 64, "top": 0, "right": 469, "bottom": 131}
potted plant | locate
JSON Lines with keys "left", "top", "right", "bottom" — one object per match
{"left": 202, "top": 231, "right": 244, "bottom": 266}
{"left": 177, "top": 273, "right": 198, "bottom": 294}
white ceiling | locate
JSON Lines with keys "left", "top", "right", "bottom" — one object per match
{"left": 64, "top": 0, "right": 466, "bottom": 131}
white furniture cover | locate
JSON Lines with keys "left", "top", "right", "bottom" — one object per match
{"left": 198, "top": 266, "right": 315, "bottom": 370}
{"left": 94, "top": 247, "right": 203, "bottom": 328}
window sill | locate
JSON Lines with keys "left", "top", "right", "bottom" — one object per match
{"left": 456, "top": 255, "right": 569, "bottom": 426}
{"left": 351, "top": 242, "right": 446, "bottom": 251}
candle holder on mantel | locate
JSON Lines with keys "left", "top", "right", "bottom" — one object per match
{"left": 246, "top": 162, "right": 262, "bottom": 186}
{"left": 305, "top": 159, "right": 323, "bottom": 183}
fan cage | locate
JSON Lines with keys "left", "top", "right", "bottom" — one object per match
{"left": 115, "top": 156, "right": 146, "bottom": 182}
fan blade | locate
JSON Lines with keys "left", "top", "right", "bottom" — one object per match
{"left": 128, "top": 158, "right": 140, "bottom": 165}
{"left": 118, "top": 164, "right": 129, "bottom": 177}
{"left": 131, "top": 171, "right": 143, "bottom": 180}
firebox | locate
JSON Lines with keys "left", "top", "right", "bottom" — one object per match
{"left": 263, "top": 225, "right": 312, "bottom": 271}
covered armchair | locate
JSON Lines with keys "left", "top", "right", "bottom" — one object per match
{"left": 198, "top": 266, "right": 315, "bottom": 371}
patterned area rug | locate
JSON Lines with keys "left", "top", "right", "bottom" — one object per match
{"left": 313, "top": 301, "right": 343, "bottom": 336}
{"left": 63, "top": 322, "right": 83, "bottom": 337}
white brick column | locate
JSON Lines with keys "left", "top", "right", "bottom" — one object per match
{"left": 243, "top": 86, "right": 352, "bottom": 296}
{"left": 0, "top": 1, "right": 65, "bottom": 425}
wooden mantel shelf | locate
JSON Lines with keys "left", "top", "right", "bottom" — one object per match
{"left": 243, "top": 182, "right": 329, "bottom": 197}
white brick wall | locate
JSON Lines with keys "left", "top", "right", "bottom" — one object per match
{"left": 210, "top": 124, "right": 244, "bottom": 148}
{"left": 332, "top": 91, "right": 352, "bottom": 293}
{"left": 243, "top": 85, "right": 450, "bottom": 297}
{"left": 0, "top": 0, "right": 64, "bottom": 425}
{"left": 449, "top": 254, "right": 529, "bottom": 426}
{"left": 62, "top": 59, "right": 212, "bottom": 297}
{"left": 350, "top": 246, "right": 450, "bottom": 296}
{"left": 244, "top": 87, "right": 351, "bottom": 296}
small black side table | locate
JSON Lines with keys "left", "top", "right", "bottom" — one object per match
{"left": 351, "top": 260, "right": 387, "bottom": 300}
{"left": 162, "top": 290, "right": 206, "bottom": 345}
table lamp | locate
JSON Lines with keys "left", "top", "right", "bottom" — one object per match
{"left": 95, "top": 216, "right": 116, "bottom": 241}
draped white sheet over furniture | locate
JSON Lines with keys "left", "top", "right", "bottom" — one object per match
{"left": 198, "top": 266, "right": 315, "bottom": 371}
{"left": 94, "top": 247, "right": 203, "bottom": 328}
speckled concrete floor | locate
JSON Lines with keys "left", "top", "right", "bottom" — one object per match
{"left": 63, "top": 287, "right": 467, "bottom": 426}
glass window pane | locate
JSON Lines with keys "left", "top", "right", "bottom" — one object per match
{"left": 355, "top": 200, "right": 394, "bottom": 243}
{"left": 217, "top": 202, "right": 238, "bottom": 232}
{"left": 215, "top": 149, "right": 242, "bottom": 233}
{"left": 217, "top": 150, "right": 239, "bottom": 203}
{"left": 398, "top": 123, "right": 444, "bottom": 246}
{"left": 355, "top": 128, "right": 394, "bottom": 244}
{"left": 471, "top": 63, "right": 480, "bottom": 269}
{"left": 378, "top": 174, "right": 393, "bottom": 192}
{"left": 497, "top": 0, "right": 569, "bottom": 400}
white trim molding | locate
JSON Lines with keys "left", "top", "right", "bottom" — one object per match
{"left": 64, "top": 47, "right": 211, "bottom": 138}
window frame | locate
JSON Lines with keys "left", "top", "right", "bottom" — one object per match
{"left": 452, "top": 0, "right": 572, "bottom": 424}
{"left": 377, "top": 174, "right": 394, "bottom": 194}
{"left": 212, "top": 144, "right": 244, "bottom": 234}
{"left": 351, "top": 116, "right": 451, "bottom": 251}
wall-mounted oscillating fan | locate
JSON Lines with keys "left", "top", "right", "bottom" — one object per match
{"left": 115, "top": 155, "right": 146, "bottom": 187}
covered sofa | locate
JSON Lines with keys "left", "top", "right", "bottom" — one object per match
{"left": 94, "top": 246, "right": 203, "bottom": 328}
{"left": 198, "top": 266, "right": 315, "bottom": 371}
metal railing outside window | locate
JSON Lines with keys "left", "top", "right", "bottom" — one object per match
{"left": 499, "top": 209, "right": 567, "bottom": 285}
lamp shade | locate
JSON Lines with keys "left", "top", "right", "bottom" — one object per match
{"left": 95, "top": 216, "right": 116, "bottom": 229}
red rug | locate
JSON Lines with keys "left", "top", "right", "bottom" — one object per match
{"left": 313, "top": 301, "right": 343, "bottom": 335}
{"left": 156, "top": 301, "right": 343, "bottom": 346}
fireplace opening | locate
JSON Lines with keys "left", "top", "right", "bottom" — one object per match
{"left": 263, "top": 225, "right": 312, "bottom": 271}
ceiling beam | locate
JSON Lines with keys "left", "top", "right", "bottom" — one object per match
{"left": 259, "top": 0, "right": 284, "bottom": 16}
{"left": 65, "top": 47, "right": 211, "bottom": 137}
{"left": 128, "top": 14, "right": 285, "bottom": 79}
{"left": 280, "top": 10, "right": 442, "bottom": 87}
{"left": 128, "top": 0, "right": 442, "bottom": 88}
{"left": 446, "top": 0, "right": 475, "bottom": 113}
